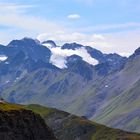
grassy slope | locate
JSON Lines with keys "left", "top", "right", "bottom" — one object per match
{"left": 94, "top": 79, "right": 140, "bottom": 133}
{"left": 24, "top": 104, "right": 140, "bottom": 140}
{"left": 92, "top": 56, "right": 140, "bottom": 133}
{"left": 0, "top": 102, "right": 24, "bottom": 111}
{"left": 1, "top": 103, "right": 140, "bottom": 139}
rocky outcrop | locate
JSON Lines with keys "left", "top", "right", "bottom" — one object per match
{"left": 0, "top": 108, "right": 56, "bottom": 140}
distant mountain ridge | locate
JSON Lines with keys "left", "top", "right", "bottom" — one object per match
{"left": 1, "top": 37, "right": 140, "bottom": 133}
{"left": 92, "top": 50, "right": 140, "bottom": 132}
{"left": 0, "top": 37, "right": 126, "bottom": 85}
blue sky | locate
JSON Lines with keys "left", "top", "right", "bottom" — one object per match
{"left": 0, "top": 0, "right": 140, "bottom": 55}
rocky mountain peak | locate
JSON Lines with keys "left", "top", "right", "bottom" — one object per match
{"left": 62, "top": 42, "right": 83, "bottom": 50}
{"left": 131, "top": 47, "right": 140, "bottom": 57}
{"left": 7, "top": 37, "right": 40, "bottom": 48}
{"left": 42, "top": 40, "right": 57, "bottom": 47}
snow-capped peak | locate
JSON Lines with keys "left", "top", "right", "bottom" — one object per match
{"left": 43, "top": 42, "right": 99, "bottom": 69}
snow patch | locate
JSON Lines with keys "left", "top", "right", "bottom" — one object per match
{"left": 0, "top": 55, "right": 8, "bottom": 61}
{"left": 43, "top": 43, "right": 99, "bottom": 69}
{"left": 5, "top": 62, "right": 9, "bottom": 64}
{"left": 44, "top": 43, "right": 54, "bottom": 49}
{"left": 105, "top": 85, "right": 109, "bottom": 88}
{"left": 5, "top": 80, "right": 10, "bottom": 84}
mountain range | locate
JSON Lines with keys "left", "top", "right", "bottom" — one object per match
{"left": 0, "top": 37, "right": 140, "bottom": 133}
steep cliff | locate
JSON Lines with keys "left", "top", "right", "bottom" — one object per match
{"left": 0, "top": 103, "right": 56, "bottom": 140}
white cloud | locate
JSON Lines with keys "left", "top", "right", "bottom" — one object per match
{"left": 0, "top": 2, "right": 140, "bottom": 57}
{"left": 91, "top": 34, "right": 105, "bottom": 40}
{"left": 0, "top": 2, "right": 63, "bottom": 33}
{"left": 37, "top": 32, "right": 87, "bottom": 44}
{"left": 82, "top": 30, "right": 140, "bottom": 57}
{"left": 0, "top": 2, "right": 68, "bottom": 44}
{"left": 43, "top": 43, "right": 99, "bottom": 68}
{"left": 76, "top": 0, "right": 140, "bottom": 7}
{"left": 67, "top": 14, "right": 81, "bottom": 19}
{"left": 0, "top": 14, "right": 62, "bottom": 32}
{"left": 0, "top": 3, "right": 33, "bottom": 8}
{"left": 0, "top": 2, "right": 36, "bottom": 13}
{"left": 76, "top": 0, "right": 95, "bottom": 5}
{"left": 38, "top": 29, "right": 140, "bottom": 57}
{"left": 77, "top": 22, "right": 140, "bottom": 33}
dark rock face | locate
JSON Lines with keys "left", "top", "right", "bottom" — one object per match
{"left": 7, "top": 38, "right": 51, "bottom": 62}
{"left": 0, "top": 109, "right": 56, "bottom": 140}
{"left": 62, "top": 43, "right": 83, "bottom": 50}
{"left": 129, "top": 47, "right": 140, "bottom": 59}
{"left": 42, "top": 40, "right": 57, "bottom": 47}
